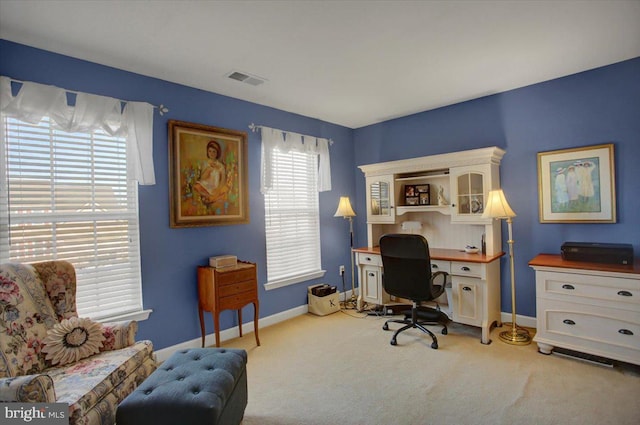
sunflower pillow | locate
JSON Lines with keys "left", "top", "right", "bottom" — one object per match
{"left": 42, "top": 317, "right": 106, "bottom": 366}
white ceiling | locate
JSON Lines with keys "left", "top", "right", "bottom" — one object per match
{"left": 1, "top": 0, "right": 639, "bottom": 129}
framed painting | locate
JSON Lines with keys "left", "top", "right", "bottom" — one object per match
{"left": 537, "top": 143, "right": 615, "bottom": 223}
{"left": 169, "top": 120, "right": 249, "bottom": 227}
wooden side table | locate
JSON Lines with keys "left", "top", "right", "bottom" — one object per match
{"left": 197, "top": 261, "right": 260, "bottom": 348}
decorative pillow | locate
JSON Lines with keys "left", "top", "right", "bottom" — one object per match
{"left": 42, "top": 317, "right": 105, "bottom": 366}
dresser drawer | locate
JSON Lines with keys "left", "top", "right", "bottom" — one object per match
{"left": 216, "top": 267, "right": 256, "bottom": 285}
{"left": 538, "top": 299, "right": 640, "bottom": 352}
{"left": 537, "top": 270, "right": 639, "bottom": 308}
{"left": 451, "top": 261, "right": 482, "bottom": 278}
{"left": 357, "top": 252, "right": 382, "bottom": 267}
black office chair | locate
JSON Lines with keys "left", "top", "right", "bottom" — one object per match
{"left": 380, "top": 234, "right": 449, "bottom": 349}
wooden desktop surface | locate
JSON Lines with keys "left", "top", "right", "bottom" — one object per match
{"left": 529, "top": 253, "right": 640, "bottom": 275}
{"left": 353, "top": 246, "right": 504, "bottom": 263}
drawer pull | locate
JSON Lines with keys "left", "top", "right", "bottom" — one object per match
{"left": 618, "top": 329, "right": 633, "bottom": 336}
{"left": 617, "top": 290, "right": 632, "bottom": 297}
{"left": 461, "top": 266, "right": 471, "bottom": 272}
{"left": 365, "top": 257, "right": 371, "bottom": 261}
{"left": 562, "top": 284, "right": 575, "bottom": 290}
{"left": 563, "top": 319, "right": 576, "bottom": 325}
{"left": 462, "top": 286, "right": 472, "bottom": 292}
{"left": 432, "top": 264, "right": 439, "bottom": 269}
{"left": 368, "top": 272, "right": 375, "bottom": 277}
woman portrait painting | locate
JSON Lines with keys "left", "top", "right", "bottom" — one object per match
{"left": 178, "top": 134, "right": 239, "bottom": 217}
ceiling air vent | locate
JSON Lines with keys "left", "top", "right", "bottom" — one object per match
{"left": 227, "top": 71, "right": 266, "bottom": 86}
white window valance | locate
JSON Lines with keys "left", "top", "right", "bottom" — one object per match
{"left": 0, "top": 76, "right": 156, "bottom": 185}
{"left": 260, "top": 126, "right": 331, "bottom": 193}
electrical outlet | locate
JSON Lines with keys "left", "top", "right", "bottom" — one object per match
{"left": 339, "top": 265, "right": 345, "bottom": 275}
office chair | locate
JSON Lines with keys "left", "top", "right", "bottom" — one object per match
{"left": 380, "top": 234, "right": 449, "bottom": 349}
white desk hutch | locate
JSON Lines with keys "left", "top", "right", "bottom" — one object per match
{"left": 355, "top": 146, "right": 506, "bottom": 344}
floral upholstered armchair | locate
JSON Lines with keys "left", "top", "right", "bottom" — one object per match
{"left": 0, "top": 261, "right": 156, "bottom": 425}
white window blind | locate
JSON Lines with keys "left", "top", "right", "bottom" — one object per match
{"left": 0, "top": 116, "right": 144, "bottom": 320}
{"left": 264, "top": 149, "right": 322, "bottom": 288}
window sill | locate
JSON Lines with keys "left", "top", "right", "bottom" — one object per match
{"left": 264, "top": 270, "right": 326, "bottom": 291}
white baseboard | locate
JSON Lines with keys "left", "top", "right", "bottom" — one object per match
{"left": 500, "top": 312, "right": 536, "bottom": 329}
{"left": 154, "top": 304, "right": 309, "bottom": 362}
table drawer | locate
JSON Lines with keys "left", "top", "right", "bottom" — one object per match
{"left": 357, "top": 252, "right": 382, "bottom": 267}
{"left": 216, "top": 268, "right": 256, "bottom": 285}
{"left": 219, "top": 280, "right": 257, "bottom": 297}
{"left": 219, "top": 290, "right": 257, "bottom": 310}
{"left": 451, "top": 261, "right": 482, "bottom": 278}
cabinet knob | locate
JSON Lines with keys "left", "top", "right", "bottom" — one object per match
{"left": 563, "top": 319, "right": 576, "bottom": 325}
{"left": 618, "top": 329, "right": 634, "bottom": 336}
{"left": 462, "top": 286, "right": 472, "bottom": 291}
{"left": 461, "top": 266, "right": 470, "bottom": 271}
{"left": 562, "top": 284, "right": 575, "bottom": 290}
{"left": 617, "top": 290, "right": 632, "bottom": 297}
{"left": 366, "top": 257, "right": 371, "bottom": 261}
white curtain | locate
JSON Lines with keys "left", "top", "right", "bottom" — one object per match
{"left": 260, "top": 126, "right": 331, "bottom": 193}
{"left": 0, "top": 76, "right": 156, "bottom": 185}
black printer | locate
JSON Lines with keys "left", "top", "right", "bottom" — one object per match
{"left": 561, "top": 242, "right": 634, "bottom": 265}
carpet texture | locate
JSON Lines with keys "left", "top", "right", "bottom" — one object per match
{"left": 220, "top": 311, "right": 639, "bottom": 425}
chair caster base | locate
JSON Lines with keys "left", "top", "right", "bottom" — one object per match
{"left": 390, "top": 339, "right": 397, "bottom": 346}
{"left": 383, "top": 323, "right": 389, "bottom": 331}
{"left": 442, "top": 328, "right": 448, "bottom": 335}
{"left": 431, "top": 342, "right": 438, "bottom": 349}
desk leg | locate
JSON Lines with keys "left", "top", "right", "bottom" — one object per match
{"left": 214, "top": 311, "right": 221, "bottom": 348}
{"left": 238, "top": 309, "right": 243, "bottom": 338}
{"left": 253, "top": 300, "right": 260, "bottom": 346}
{"left": 198, "top": 307, "right": 206, "bottom": 348}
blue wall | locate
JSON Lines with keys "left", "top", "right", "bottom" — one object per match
{"left": 0, "top": 40, "right": 356, "bottom": 350}
{"left": 2, "top": 39, "right": 638, "bottom": 344}
{"left": 353, "top": 57, "right": 640, "bottom": 317}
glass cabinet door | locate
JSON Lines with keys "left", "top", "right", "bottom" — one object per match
{"left": 456, "top": 172, "right": 484, "bottom": 215}
{"left": 366, "top": 176, "right": 395, "bottom": 223}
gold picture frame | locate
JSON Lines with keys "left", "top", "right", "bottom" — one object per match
{"left": 537, "top": 143, "right": 615, "bottom": 223}
{"left": 169, "top": 120, "right": 249, "bottom": 227}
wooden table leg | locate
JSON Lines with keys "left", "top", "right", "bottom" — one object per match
{"left": 253, "top": 300, "right": 260, "bottom": 346}
{"left": 214, "top": 311, "right": 221, "bottom": 348}
{"left": 238, "top": 309, "right": 243, "bottom": 338}
{"left": 198, "top": 307, "right": 206, "bottom": 348}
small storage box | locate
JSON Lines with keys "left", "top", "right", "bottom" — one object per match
{"left": 308, "top": 285, "right": 340, "bottom": 316}
{"left": 209, "top": 255, "right": 237, "bottom": 268}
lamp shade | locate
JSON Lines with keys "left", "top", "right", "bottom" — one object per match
{"left": 482, "top": 189, "right": 516, "bottom": 219}
{"left": 334, "top": 196, "right": 356, "bottom": 217}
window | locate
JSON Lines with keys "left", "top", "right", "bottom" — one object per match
{"left": 0, "top": 116, "right": 145, "bottom": 321}
{"left": 264, "top": 148, "right": 323, "bottom": 289}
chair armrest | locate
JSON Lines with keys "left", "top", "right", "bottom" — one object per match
{"left": 100, "top": 320, "right": 138, "bottom": 351}
{"left": 0, "top": 374, "right": 56, "bottom": 402}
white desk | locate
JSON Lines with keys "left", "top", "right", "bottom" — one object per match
{"left": 354, "top": 246, "right": 504, "bottom": 344}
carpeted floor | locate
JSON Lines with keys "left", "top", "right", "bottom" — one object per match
{"left": 221, "top": 310, "right": 640, "bottom": 425}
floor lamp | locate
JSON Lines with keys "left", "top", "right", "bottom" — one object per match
{"left": 482, "top": 189, "right": 531, "bottom": 345}
{"left": 334, "top": 196, "right": 357, "bottom": 307}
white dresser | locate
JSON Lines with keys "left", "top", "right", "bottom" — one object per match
{"left": 529, "top": 254, "right": 640, "bottom": 365}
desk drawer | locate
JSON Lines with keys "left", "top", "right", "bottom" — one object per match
{"left": 451, "top": 261, "right": 482, "bottom": 278}
{"left": 219, "top": 280, "right": 256, "bottom": 297}
{"left": 537, "top": 271, "right": 639, "bottom": 307}
{"left": 357, "top": 253, "right": 382, "bottom": 267}
{"left": 216, "top": 268, "right": 256, "bottom": 285}
{"left": 219, "top": 290, "right": 257, "bottom": 310}
{"left": 430, "top": 260, "right": 451, "bottom": 274}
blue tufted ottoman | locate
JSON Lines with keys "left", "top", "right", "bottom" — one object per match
{"left": 116, "top": 348, "right": 248, "bottom": 425}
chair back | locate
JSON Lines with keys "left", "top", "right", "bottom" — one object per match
{"left": 379, "top": 233, "right": 438, "bottom": 302}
